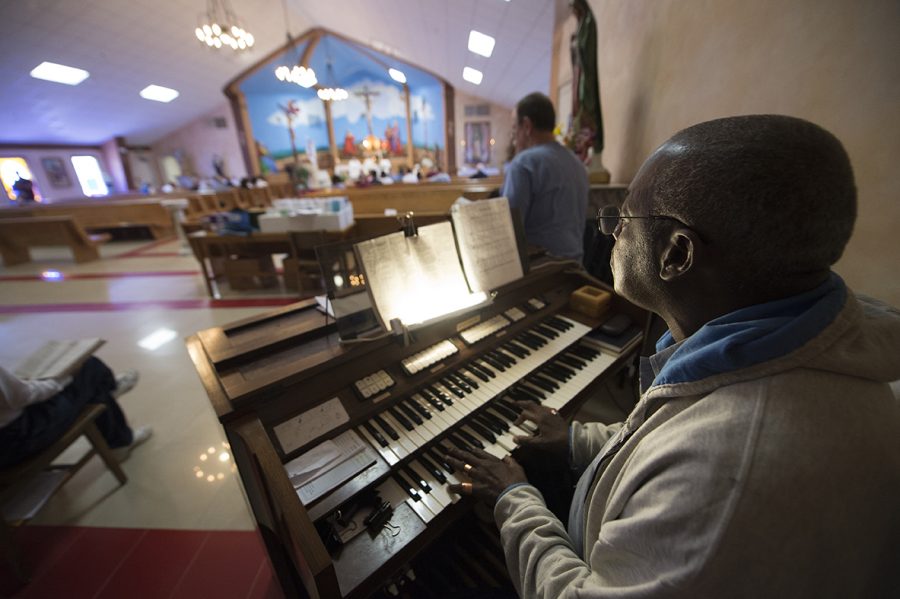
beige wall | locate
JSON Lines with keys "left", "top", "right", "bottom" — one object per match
{"left": 561, "top": 0, "right": 899, "bottom": 305}
{"left": 453, "top": 89, "right": 515, "bottom": 172}
{"left": 151, "top": 102, "right": 247, "bottom": 181}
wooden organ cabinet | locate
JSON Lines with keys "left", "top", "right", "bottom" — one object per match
{"left": 186, "top": 262, "right": 646, "bottom": 598}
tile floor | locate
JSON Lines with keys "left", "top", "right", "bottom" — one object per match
{"left": 0, "top": 237, "right": 298, "bottom": 596}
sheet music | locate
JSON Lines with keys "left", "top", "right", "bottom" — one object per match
{"left": 355, "top": 221, "right": 484, "bottom": 330}
{"left": 273, "top": 396, "right": 350, "bottom": 455}
{"left": 451, "top": 197, "right": 523, "bottom": 292}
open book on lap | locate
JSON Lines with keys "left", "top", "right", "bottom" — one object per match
{"left": 14, "top": 338, "right": 105, "bottom": 380}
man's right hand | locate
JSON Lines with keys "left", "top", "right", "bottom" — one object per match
{"left": 512, "top": 401, "right": 569, "bottom": 459}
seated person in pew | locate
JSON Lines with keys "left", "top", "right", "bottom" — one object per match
{"left": 0, "top": 357, "right": 152, "bottom": 468}
{"left": 446, "top": 115, "right": 900, "bottom": 597}
{"left": 501, "top": 92, "right": 589, "bottom": 262}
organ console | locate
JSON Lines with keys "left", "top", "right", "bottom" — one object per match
{"left": 186, "top": 259, "right": 646, "bottom": 598}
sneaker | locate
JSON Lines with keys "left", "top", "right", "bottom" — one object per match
{"left": 112, "top": 426, "right": 153, "bottom": 462}
{"left": 113, "top": 369, "right": 139, "bottom": 398}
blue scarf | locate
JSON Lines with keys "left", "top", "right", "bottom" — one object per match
{"left": 652, "top": 273, "right": 847, "bottom": 388}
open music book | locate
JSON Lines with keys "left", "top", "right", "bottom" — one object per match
{"left": 14, "top": 338, "right": 105, "bottom": 380}
{"left": 354, "top": 197, "right": 524, "bottom": 332}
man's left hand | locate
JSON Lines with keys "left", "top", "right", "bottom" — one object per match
{"left": 445, "top": 446, "right": 528, "bottom": 504}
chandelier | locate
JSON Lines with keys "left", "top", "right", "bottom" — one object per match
{"left": 194, "top": 0, "right": 254, "bottom": 51}
{"left": 317, "top": 60, "right": 348, "bottom": 102}
{"left": 274, "top": 0, "right": 317, "bottom": 87}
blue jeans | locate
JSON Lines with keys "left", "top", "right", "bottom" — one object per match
{"left": 0, "top": 357, "right": 133, "bottom": 468}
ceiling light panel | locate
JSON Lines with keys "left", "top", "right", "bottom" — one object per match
{"left": 463, "top": 67, "right": 483, "bottom": 85}
{"left": 30, "top": 61, "right": 90, "bottom": 85}
{"left": 139, "top": 85, "right": 180, "bottom": 103}
{"left": 467, "top": 30, "right": 495, "bottom": 58}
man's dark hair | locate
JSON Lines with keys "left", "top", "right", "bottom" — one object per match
{"left": 649, "top": 114, "right": 856, "bottom": 284}
{"left": 516, "top": 93, "right": 556, "bottom": 132}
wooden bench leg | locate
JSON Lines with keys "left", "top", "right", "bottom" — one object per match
{"left": 83, "top": 422, "right": 127, "bottom": 485}
{"left": 71, "top": 245, "right": 101, "bottom": 263}
{"left": 0, "top": 244, "right": 30, "bottom": 266}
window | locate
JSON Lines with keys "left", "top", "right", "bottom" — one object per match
{"left": 0, "top": 157, "right": 41, "bottom": 201}
{"left": 70, "top": 155, "right": 109, "bottom": 197}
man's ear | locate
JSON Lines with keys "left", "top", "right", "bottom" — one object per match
{"left": 659, "top": 229, "right": 697, "bottom": 281}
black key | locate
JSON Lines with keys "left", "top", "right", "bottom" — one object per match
{"left": 428, "top": 385, "right": 454, "bottom": 406}
{"left": 475, "top": 412, "right": 504, "bottom": 435}
{"left": 394, "top": 472, "right": 421, "bottom": 501}
{"left": 456, "top": 429, "right": 484, "bottom": 449}
{"left": 427, "top": 447, "right": 455, "bottom": 473}
{"left": 448, "top": 433, "right": 473, "bottom": 452}
{"left": 534, "top": 324, "right": 559, "bottom": 339}
{"left": 509, "top": 338, "right": 534, "bottom": 354}
{"left": 472, "top": 361, "right": 496, "bottom": 378}
{"left": 515, "top": 382, "right": 546, "bottom": 400}
{"left": 403, "top": 467, "right": 432, "bottom": 493}
{"left": 466, "top": 364, "right": 490, "bottom": 383}
{"left": 467, "top": 420, "right": 496, "bottom": 443}
{"left": 508, "top": 386, "right": 539, "bottom": 404}
{"left": 547, "top": 316, "right": 573, "bottom": 331}
{"left": 523, "top": 331, "right": 548, "bottom": 347}
{"left": 363, "top": 421, "right": 389, "bottom": 447}
{"left": 550, "top": 360, "right": 577, "bottom": 377}
{"left": 397, "top": 401, "right": 423, "bottom": 426}
{"left": 491, "top": 401, "right": 519, "bottom": 430}
{"left": 441, "top": 378, "right": 466, "bottom": 398}
{"left": 373, "top": 415, "right": 399, "bottom": 440}
{"left": 571, "top": 344, "right": 600, "bottom": 360}
{"left": 540, "top": 365, "right": 569, "bottom": 383}
{"left": 419, "top": 388, "right": 446, "bottom": 411}
{"left": 493, "top": 348, "right": 518, "bottom": 366}
{"left": 409, "top": 397, "right": 433, "bottom": 420}
{"left": 557, "top": 353, "right": 587, "bottom": 369}
{"left": 492, "top": 400, "right": 520, "bottom": 420}
{"left": 389, "top": 407, "right": 415, "bottom": 431}
{"left": 483, "top": 352, "right": 508, "bottom": 370}
{"left": 484, "top": 408, "right": 513, "bottom": 431}
{"left": 419, "top": 454, "right": 447, "bottom": 483}
{"left": 456, "top": 371, "right": 479, "bottom": 389}
{"left": 448, "top": 373, "right": 472, "bottom": 393}
{"left": 527, "top": 374, "right": 557, "bottom": 392}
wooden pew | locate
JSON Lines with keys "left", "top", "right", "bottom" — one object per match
{"left": 0, "top": 216, "right": 111, "bottom": 266}
{"left": 0, "top": 197, "right": 175, "bottom": 239}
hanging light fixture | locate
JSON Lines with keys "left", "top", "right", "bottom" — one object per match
{"left": 274, "top": 0, "right": 317, "bottom": 88}
{"left": 317, "top": 59, "right": 348, "bottom": 102}
{"left": 194, "top": 0, "right": 254, "bottom": 51}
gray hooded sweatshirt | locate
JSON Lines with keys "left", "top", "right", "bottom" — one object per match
{"left": 495, "top": 278, "right": 900, "bottom": 598}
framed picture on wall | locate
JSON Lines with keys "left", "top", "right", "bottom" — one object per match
{"left": 464, "top": 122, "right": 491, "bottom": 165}
{"left": 41, "top": 157, "right": 71, "bottom": 188}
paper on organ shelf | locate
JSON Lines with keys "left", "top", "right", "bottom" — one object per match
{"left": 284, "top": 429, "right": 367, "bottom": 488}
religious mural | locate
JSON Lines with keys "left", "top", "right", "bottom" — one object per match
{"left": 238, "top": 32, "right": 445, "bottom": 175}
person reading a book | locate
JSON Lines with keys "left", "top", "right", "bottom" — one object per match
{"left": 446, "top": 115, "right": 900, "bottom": 597}
{"left": 0, "top": 357, "right": 152, "bottom": 468}
{"left": 501, "top": 92, "right": 589, "bottom": 262}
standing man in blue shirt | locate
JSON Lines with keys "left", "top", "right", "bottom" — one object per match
{"left": 502, "top": 93, "right": 589, "bottom": 262}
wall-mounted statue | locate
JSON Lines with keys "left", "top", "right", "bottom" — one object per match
{"left": 568, "top": 0, "right": 609, "bottom": 183}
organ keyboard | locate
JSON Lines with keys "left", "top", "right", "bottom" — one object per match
{"left": 186, "top": 261, "right": 645, "bottom": 598}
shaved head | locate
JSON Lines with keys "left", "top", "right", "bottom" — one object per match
{"left": 640, "top": 115, "right": 856, "bottom": 287}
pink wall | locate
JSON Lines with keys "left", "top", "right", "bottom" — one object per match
{"left": 151, "top": 103, "right": 247, "bottom": 181}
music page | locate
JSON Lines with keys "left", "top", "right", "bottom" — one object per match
{"left": 355, "top": 221, "right": 484, "bottom": 330}
{"left": 451, "top": 197, "right": 523, "bottom": 293}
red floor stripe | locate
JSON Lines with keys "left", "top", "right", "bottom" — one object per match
{"left": 0, "top": 298, "right": 299, "bottom": 313}
{"left": 0, "top": 271, "right": 201, "bottom": 281}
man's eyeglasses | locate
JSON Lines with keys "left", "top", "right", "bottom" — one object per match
{"left": 596, "top": 205, "right": 707, "bottom": 242}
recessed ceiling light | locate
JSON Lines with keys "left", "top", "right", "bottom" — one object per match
{"left": 139, "top": 84, "right": 179, "bottom": 103}
{"left": 30, "top": 61, "right": 89, "bottom": 85}
{"left": 389, "top": 68, "right": 407, "bottom": 84}
{"left": 467, "top": 30, "right": 495, "bottom": 58}
{"left": 463, "top": 67, "right": 483, "bottom": 85}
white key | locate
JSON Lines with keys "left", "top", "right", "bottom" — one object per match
{"left": 371, "top": 417, "right": 410, "bottom": 460}
{"left": 380, "top": 478, "right": 435, "bottom": 523}
{"left": 408, "top": 461, "right": 453, "bottom": 509}
{"left": 381, "top": 412, "right": 420, "bottom": 453}
{"left": 400, "top": 469, "right": 445, "bottom": 517}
